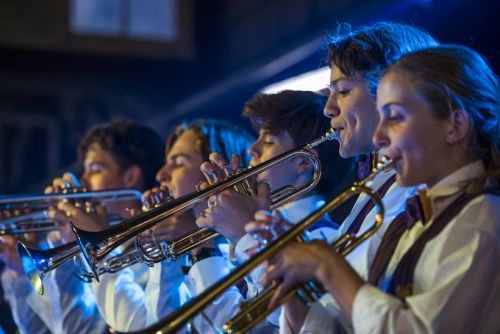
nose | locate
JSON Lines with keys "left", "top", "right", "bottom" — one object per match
{"left": 323, "top": 94, "right": 340, "bottom": 119}
{"left": 248, "top": 141, "right": 261, "bottom": 163}
{"left": 373, "top": 122, "right": 390, "bottom": 149}
{"left": 156, "top": 163, "right": 171, "bottom": 184}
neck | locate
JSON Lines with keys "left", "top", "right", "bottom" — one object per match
{"left": 427, "top": 152, "right": 477, "bottom": 189}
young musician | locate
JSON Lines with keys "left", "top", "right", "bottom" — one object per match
{"left": 322, "top": 22, "right": 437, "bottom": 272}
{"left": 0, "top": 119, "right": 164, "bottom": 334}
{"left": 94, "top": 120, "right": 251, "bottom": 331}
{"left": 193, "top": 90, "right": 358, "bottom": 330}
{"left": 261, "top": 45, "right": 500, "bottom": 333}
{"left": 197, "top": 90, "right": 357, "bottom": 260}
{"left": 244, "top": 22, "right": 438, "bottom": 332}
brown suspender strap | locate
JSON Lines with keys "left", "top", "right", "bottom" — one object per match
{"left": 345, "top": 174, "right": 396, "bottom": 236}
{"left": 387, "top": 191, "right": 496, "bottom": 298}
{"left": 367, "top": 211, "right": 408, "bottom": 285}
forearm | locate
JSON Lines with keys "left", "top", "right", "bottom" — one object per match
{"left": 91, "top": 268, "right": 147, "bottom": 331}
{"left": 316, "top": 253, "right": 364, "bottom": 319}
{"left": 283, "top": 297, "right": 310, "bottom": 334}
{"left": 145, "top": 258, "right": 186, "bottom": 324}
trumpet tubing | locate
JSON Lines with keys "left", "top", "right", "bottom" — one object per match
{"left": 76, "top": 246, "right": 158, "bottom": 283}
{"left": 1, "top": 213, "right": 127, "bottom": 236}
{"left": 166, "top": 227, "right": 220, "bottom": 260}
{"left": 152, "top": 131, "right": 337, "bottom": 261}
{"left": 127, "top": 157, "right": 392, "bottom": 334}
{"left": 225, "top": 281, "right": 322, "bottom": 333}
{"left": 17, "top": 241, "right": 81, "bottom": 295}
{"left": 1, "top": 189, "right": 142, "bottom": 235}
{"left": 1, "top": 211, "right": 62, "bottom": 235}
{"left": 0, "top": 189, "right": 142, "bottom": 211}
{"left": 72, "top": 129, "right": 337, "bottom": 280}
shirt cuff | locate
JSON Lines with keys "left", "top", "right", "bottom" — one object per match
{"left": 187, "top": 256, "right": 230, "bottom": 295}
{"left": 234, "top": 233, "right": 258, "bottom": 263}
{"left": 352, "top": 283, "right": 398, "bottom": 333}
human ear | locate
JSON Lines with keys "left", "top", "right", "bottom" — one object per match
{"left": 446, "top": 109, "right": 472, "bottom": 144}
{"left": 294, "top": 148, "right": 317, "bottom": 174}
{"left": 123, "top": 165, "right": 143, "bottom": 188}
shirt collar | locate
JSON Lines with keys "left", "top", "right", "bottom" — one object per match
{"left": 424, "top": 160, "right": 484, "bottom": 220}
{"left": 427, "top": 160, "right": 484, "bottom": 199}
{"left": 279, "top": 195, "right": 325, "bottom": 223}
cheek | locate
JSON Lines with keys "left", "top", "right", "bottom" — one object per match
{"left": 260, "top": 148, "right": 275, "bottom": 162}
{"left": 174, "top": 168, "right": 204, "bottom": 196}
{"left": 87, "top": 175, "right": 106, "bottom": 191}
{"left": 397, "top": 125, "right": 431, "bottom": 158}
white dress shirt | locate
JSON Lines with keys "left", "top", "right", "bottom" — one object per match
{"left": 285, "top": 161, "right": 500, "bottom": 333}
{"left": 2, "top": 260, "right": 107, "bottom": 334}
{"left": 232, "top": 195, "right": 338, "bottom": 329}
{"left": 186, "top": 254, "right": 244, "bottom": 333}
{"left": 1, "top": 269, "right": 50, "bottom": 334}
{"left": 279, "top": 167, "right": 413, "bottom": 334}
{"left": 91, "top": 244, "right": 187, "bottom": 332}
{"left": 352, "top": 161, "right": 500, "bottom": 334}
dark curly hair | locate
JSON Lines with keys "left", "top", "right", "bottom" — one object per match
{"left": 325, "top": 22, "right": 438, "bottom": 96}
{"left": 78, "top": 119, "right": 164, "bottom": 189}
{"left": 244, "top": 90, "right": 359, "bottom": 202}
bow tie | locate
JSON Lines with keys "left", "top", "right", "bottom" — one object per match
{"left": 405, "top": 188, "right": 431, "bottom": 228}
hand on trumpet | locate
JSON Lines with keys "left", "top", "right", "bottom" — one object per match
{"left": 141, "top": 186, "right": 172, "bottom": 212}
{"left": 139, "top": 186, "right": 198, "bottom": 242}
{"left": 196, "top": 152, "right": 271, "bottom": 244}
{"left": 44, "top": 172, "right": 109, "bottom": 242}
{"left": 261, "top": 239, "right": 364, "bottom": 318}
{"left": 243, "top": 209, "right": 293, "bottom": 256}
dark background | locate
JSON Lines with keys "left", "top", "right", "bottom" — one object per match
{"left": 0, "top": 0, "right": 498, "bottom": 194}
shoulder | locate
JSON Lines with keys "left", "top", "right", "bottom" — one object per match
{"left": 454, "top": 192, "right": 500, "bottom": 237}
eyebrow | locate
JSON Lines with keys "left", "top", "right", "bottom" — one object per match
{"left": 329, "top": 77, "right": 348, "bottom": 87}
{"left": 328, "top": 77, "right": 353, "bottom": 87}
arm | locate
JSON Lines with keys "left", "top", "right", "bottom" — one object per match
{"left": 50, "top": 261, "right": 107, "bottom": 334}
{"left": 91, "top": 264, "right": 148, "bottom": 331}
{"left": 1, "top": 269, "right": 51, "bottom": 334}
{"left": 187, "top": 252, "right": 245, "bottom": 333}
{"left": 144, "top": 256, "right": 187, "bottom": 325}
{"left": 351, "top": 195, "right": 500, "bottom": 334}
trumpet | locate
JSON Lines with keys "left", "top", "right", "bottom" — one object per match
{"left": 125, "top": 157, "right": 392, "bottom": 334}
{"left": 1, "top": 189, "right": 142, "bottom": 235}
{"left": 17, "top": 130, "right": 336, "bottom": 292}
{"left": 12, "top": 189, "right": 142, "bottom": 294}
{"left": 162, "top": 166, "right": 318, "bottom": 261}
{"left": 16, "top": 194, "right": 174, "bottom": 293}
{"left": 70, "top": 129, "right": 338, "bottom": 281}
{"left": 17, "top": 231, "right": 162, "bottom": 294}
{"left": 74, "top": 243, "right": 161, "bottom": 283}
{"left": 17, "top": 241, "right": 81, "bottom": 295}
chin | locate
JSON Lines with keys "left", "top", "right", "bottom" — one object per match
{"left": 338, "top": 144, "right": 354, "bottom": 159}
{"left": 396, "top": 173, "right": 423, "bottom": 188}
{"left": 395, "top": 174, "right": 411, "bottom": 187}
